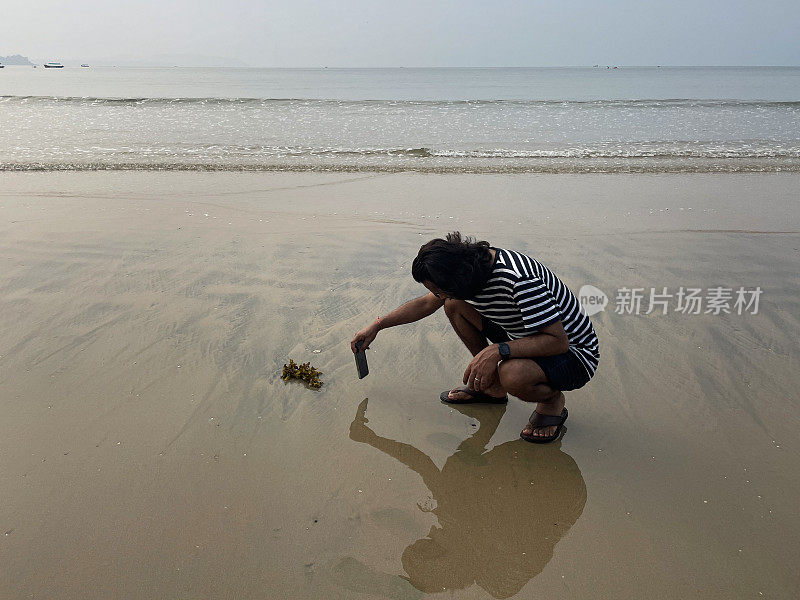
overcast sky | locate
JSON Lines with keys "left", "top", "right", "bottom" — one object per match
{"left": 3, "top": 0, "right": 799, "bottom": 67}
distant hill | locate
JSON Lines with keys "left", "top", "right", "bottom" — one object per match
{"left": 0, "top": 54, "right": 34, "bottom": 65}
{"left": 2, "top": 52, "right": 247, "bottom": 67}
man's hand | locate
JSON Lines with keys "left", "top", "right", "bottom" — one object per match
{"left": 350, "top": 321, "right": 380, "bottom": 354}
{"left": 463, "top": 344, "right": 501, "bottom": 392}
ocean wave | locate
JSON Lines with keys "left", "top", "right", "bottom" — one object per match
{"left": 9, "top": 145, "right": 796, "bottom": 159}
{"left": 2, "top": 95, "right": 800, "bottom": 108}
{"left": 394, "top": 146, "right": 800, "bottom": 159}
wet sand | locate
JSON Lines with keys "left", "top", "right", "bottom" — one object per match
{"left": 1, "top": 172, "right": 798, "bottom": 599}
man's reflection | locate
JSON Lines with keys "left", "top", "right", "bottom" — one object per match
{"left": 349, "top": 399, "right": 586, "bottom": 599}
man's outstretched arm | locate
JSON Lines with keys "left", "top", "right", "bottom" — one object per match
{"left": 350, "top": 292, "right": 444, "bottom": 353}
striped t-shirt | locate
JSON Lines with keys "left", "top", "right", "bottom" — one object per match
{"left": 466, "top": 247, "right": 599, "bottom": 377}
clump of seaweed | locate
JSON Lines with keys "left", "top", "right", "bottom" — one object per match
{"left": 282, "top": 359, "right": 323, "bottom": 389}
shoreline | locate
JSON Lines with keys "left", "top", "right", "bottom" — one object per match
{"left": 3, "top": 159, "right": 800, "bottom": 173}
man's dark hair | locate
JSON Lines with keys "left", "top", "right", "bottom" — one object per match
{"left": 411, "top": 231, "right": 493, "bottom": 299}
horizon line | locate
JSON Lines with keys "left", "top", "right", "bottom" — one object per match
{"left": 5, "top": 62, "right": 800, "bottom": 69}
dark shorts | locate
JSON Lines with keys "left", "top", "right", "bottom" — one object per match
{"left": 482, "top": 319, "right": 592, "bottom": 392}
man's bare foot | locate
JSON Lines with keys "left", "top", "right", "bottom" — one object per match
{"left": 521, "top": 392, "right": 566, "bottom": 439}
{"left": 446, "top": 383, "right": 506, "bottom": 401}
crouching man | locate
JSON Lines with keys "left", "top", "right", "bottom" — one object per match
{"left": 350, "top": 232, "right": 599, "bottom": 443}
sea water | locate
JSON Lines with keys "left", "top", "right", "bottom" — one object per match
{"left": 1, "top": 66, "right": 799, "bottom": 172}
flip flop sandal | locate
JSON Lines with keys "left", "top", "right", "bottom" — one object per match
{"left": 520, "top": 407, "right": 568, "bottom": 444}
{"left": 439, "top": 385, "right": 508, "bottom": 404}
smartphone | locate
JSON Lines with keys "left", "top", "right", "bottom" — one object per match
{"left": 355, "top": 341, "right": 369, "bottom": 379}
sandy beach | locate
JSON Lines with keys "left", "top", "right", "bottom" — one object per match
{"left": 1, "top": 171, "right": 798, "bottom": 599}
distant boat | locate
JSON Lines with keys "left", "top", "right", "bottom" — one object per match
{"left": 81, "top": 64, "right": 89, "bottom": 68}
{"left": 0, "top": 64, "right": 4, "bottom": 69}
{"left": 43, "top": 62, "right": 64, "bottom": 68}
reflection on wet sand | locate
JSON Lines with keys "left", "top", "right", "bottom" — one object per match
{"left": 349, "top": 399, "right": 587, "bottom": 598}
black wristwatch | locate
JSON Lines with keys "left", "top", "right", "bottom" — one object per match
{"left": 498, "top": 342, "right": 511, "bottom": 360}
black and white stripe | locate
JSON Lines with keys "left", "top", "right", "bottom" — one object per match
{"left": 466, "top": 248, "right": 599, "bottom": 377}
